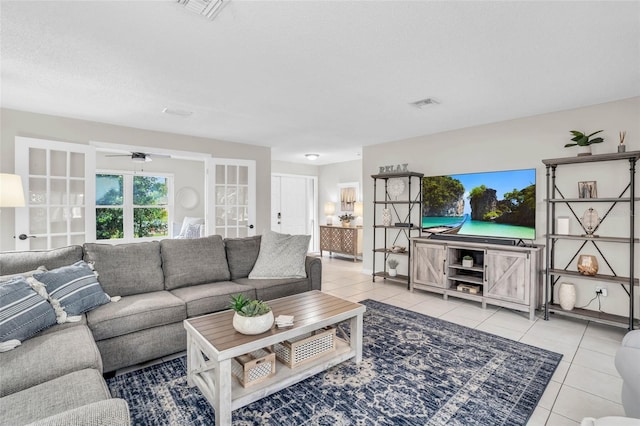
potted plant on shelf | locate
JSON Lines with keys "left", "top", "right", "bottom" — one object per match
{"left": 462, "top": 255, "right": 474, "bottom": 268}
{"left": 229, "top": 294, "right": 274, "bottom": 335}
{"left": 564, "top": 130, "right": 604, "bottom": 156}
{"left": 388, "top": 258, "right": 399, "bottom": 277}
{"left": 339, "top": 213, "right": 354, "bottom": 227}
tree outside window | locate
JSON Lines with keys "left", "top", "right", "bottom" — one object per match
{"left": 96, "top": 173, "right": 170, "bottom": 241}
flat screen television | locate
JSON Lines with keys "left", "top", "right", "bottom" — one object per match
{"left": 422, "top": 168, "right": 536, "bottom": 240}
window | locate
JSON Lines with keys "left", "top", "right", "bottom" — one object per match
{"left": 96, "top": 172, "right": 172, "bottom": 241}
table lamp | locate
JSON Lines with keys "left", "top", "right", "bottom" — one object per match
{"left": 324, "top": 202, "right": 336, "bottom": 225}
{"left": 0, "top": 173, "right": 26, "bottom": 208}
{"left": 353, "top": 201, "right": 363, "bottom": 227}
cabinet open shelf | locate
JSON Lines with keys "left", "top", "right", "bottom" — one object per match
{"left": 449, "top": 274, "right": 484, "bottom": 285}
{"left": 547, "top": 197, "right": 640, "bottom": 203}
{"left": 374, "top": 271, "right": 408, "bottom": 282}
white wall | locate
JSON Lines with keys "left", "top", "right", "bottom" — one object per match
{"left": 318, "top": 160, "right": 363, "bottom": 225}
{"left": 363, "top": 97, "right": 640, "bottom": 318}
{"left": 0, "top": 108, "right": 272, "bottom": 251}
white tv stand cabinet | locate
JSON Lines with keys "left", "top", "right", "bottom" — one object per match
{"left": 410, "top": 237, "right": 543, "bottom": 321}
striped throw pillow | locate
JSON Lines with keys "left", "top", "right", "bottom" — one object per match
{"left": 32, "top": 261, "right": 111, "bottom": 321}
{"left": 0, "top": 276, "right": 57, "bottom": 349}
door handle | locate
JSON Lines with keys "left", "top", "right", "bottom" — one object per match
{"left": 248, "top": 224, "right": 254, "bottom": 229}
{"left": 277, "top": 212, "right": 281, "bottom": 219}
{"left": 15, "top": 234, "right": 36, "bottom": 240}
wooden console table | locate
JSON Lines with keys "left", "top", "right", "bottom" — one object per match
{"left": 320, "top": 225, "right": 363, "bottom": 261}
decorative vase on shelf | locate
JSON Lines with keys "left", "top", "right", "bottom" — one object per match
{"left": 341, "top": 220, "right": 351, "bottom": 227}
{"left": 577, "top": 254, "right": 599, "bottom": 276}
{"left": 558, "top": 283, "right": 577, "bottom": 311}
{"left": 382, "top": 209, "right": 392, "bottom": 226}
{"left": 388, "top": 268, "right": 397, "bottom": 277}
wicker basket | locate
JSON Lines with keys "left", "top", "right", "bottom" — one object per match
{"left": 231, "top": 348, "right": 276, "bottom": 387}
{"left": 272, "top": 327, "right": 336, "bottom": 368}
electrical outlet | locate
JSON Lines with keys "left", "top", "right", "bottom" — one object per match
{"left": 596, "top": 286, "right": 608, "bottom": 297}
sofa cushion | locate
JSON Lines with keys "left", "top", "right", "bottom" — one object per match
{"left": 171, "top": 282, "right": 256, "bottom": 317}
{"left": 0, "top": 245, "right": 83, "bottom": 276}
{"left": 233, "top": 277, "right": 312, "bottom": 301}
{"left": 160, "top": 235, "right": 230, "bottom": 290}
{"left": 32, "top": 261, "right": 111, "bottom": 321}
{"left": 27, "top": 398, "right": 131, "bottom": 426}
{"left": 83, "top": 241, "right": 164, "bottom": 297}
{"left": 0, "top": 325, "right": 102, "bottom": 397}
{"left": 249, "top": 231, "right": 310, "bottom": 279}
{"left": 86, "top": 291, "right": 186, "bottom": 341}
{"left": 0, "top": 369, "right": 110, "bottom": 426}
{"left": 224, "top": 235, "right": 261, "bottom": 279}
{"left": 0, "top": 276, "right": 57, "bottom": 349}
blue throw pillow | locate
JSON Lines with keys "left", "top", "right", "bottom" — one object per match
{"left": 0, "top": 276, "right": 57, "bottom": 348}
{"left": 32, "top": 261, "right": 111, "bottom": 320}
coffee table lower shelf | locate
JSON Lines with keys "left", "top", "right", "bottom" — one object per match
{"left": 190, "top": 338, "right": 354, "bottom": 411}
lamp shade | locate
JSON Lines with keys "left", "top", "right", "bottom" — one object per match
{"left": 324, "top": 202, "right": 336, "bottom": 216}
{"left": 353, "top": 201, "right": 363, "bottom": 217}
{"left": 0, "top": 173, "right": 26, "bottom": 207}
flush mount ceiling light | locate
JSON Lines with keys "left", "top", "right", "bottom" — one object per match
{"left": 305, "top": 154, "right": 320, "bottom": 161}
{"left": 177, "top": 0, "right": 226, "bottom": 20}
{"left": 162, "top": 107, "right": 193, "bottom": 117}
{"left": 410, "top": 98, "right": 440, "bottom": 109}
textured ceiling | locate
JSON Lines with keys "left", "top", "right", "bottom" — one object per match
{"left": 2, "top": 1, "right": 639, "bottom": 165}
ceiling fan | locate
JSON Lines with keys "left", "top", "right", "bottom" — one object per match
{"left": 105, "top": 151, "right": 172, "bottom": 163}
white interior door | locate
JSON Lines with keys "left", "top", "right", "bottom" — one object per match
{"left": 271, "top": 174, "right": 318, "bottom": 250}
{"left": 14, "top": 137, "right": 96, "bottom": 250}
{"left": 205, "top": 158, "right": 256, "bottom": 238}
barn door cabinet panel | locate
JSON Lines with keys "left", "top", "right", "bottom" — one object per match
{"left": 411, "top": 238, "right": 542, "bottom": 321}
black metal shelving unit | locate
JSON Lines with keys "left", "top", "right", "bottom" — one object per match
{"left": 543, "top": 151, "right": 640, "bottom": 330}
{"left": 371, "top": 172, "right": 424, "bottom": 289}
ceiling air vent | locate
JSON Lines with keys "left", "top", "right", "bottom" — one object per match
{"left": 410, "top": 98, "right": 440, "bottom": 109}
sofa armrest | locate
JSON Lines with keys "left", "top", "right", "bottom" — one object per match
{"left": 27, "top": 399, "right": 131, "bottom": 426}
{"left": 305, "top": 255, "right": 322, "bottom": 291}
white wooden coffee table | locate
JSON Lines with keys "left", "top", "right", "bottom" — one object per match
{"left": 183, "top": 290, "right": 366, "bottom": 426}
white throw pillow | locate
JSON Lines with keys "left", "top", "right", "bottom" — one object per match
{"left": 249, "top": 231, "right": 311, "bottom": 279}
{"left": 179, "top": 216, "right": 204, "bottom": 237}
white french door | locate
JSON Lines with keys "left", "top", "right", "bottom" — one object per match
{"left": 14, "top": 137, "right": 96, "bottom": 250}
{"left": 271, "top": 174, "right": 317, "bottom": 251}
{"left": 205, "top": 158, "right": 256, "bottom": 238}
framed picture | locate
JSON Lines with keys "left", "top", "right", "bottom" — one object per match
{"left": 338, "top": 182, "right": 359, "bottom": 212}
{"left": 578, "top": 181, "right": 597, "bottom": 199}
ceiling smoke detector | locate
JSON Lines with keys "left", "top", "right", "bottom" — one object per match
{"left": 162, "top": 107, "right": 193, "bottom": 117}
{"left": 410, "top": 98, "right": 440, "bottom": 109}
{"left": 305, "top": 154, "right": 320, "bottom": 161}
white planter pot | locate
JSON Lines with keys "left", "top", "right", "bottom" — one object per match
{"left": 577, "top": 145, "right": 592, "bottom": 156}
{"left": 388, "top": 268, "right": 397, "bottom": 277}
{"left": 558, "top": 282, "right": 577, "bottom": 311}
{"left": 462, "top": 259, "right": 473, "bottom": 268}
{"left": 232, "top": 311, "right": 274, "bottom": 335}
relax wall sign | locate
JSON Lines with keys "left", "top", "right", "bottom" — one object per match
{"left": 378, "top": 164, "right": 409, "bottom": 174}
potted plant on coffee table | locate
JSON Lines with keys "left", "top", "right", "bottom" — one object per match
{"left": 229, "top": 294, "right": 274, "bottom": 335}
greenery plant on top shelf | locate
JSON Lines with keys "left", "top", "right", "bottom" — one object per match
{"left": 229, "top": 294, "right": 271, "bottom": 317}
{"left": 564, "top": 130, "right": 604, "bottom": 148}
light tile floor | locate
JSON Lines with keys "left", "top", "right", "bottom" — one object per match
{"left": 116, "top": 255, "right": 630, "bottom": 425}
{"left": 319, "top": 255, "right": 629, "bottom": 426}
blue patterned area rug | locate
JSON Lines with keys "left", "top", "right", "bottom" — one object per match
{"left": 107, "top": 300, "right": 562, "bottom": 425}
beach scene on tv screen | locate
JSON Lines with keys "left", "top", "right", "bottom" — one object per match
{"left": 422, "top": 169, "right": 536, "bottom": 240}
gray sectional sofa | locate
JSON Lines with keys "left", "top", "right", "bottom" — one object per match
{"left": 0, "top": 234, "right": 321, "bottom": 425}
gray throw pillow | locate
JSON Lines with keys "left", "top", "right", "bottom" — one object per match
{"left": 249, "top": 231, "right": 311, "bottom": 279}
{"left": 32, "top": 261, "right": 111, "bottom": 320}
{"left": 224, "top": 235, "right": 261, "bottom": 279}
{"left": 0, "top": 276, "right": 57, "bottom": 349}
